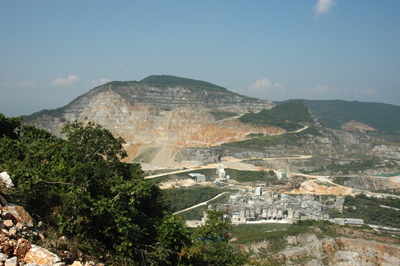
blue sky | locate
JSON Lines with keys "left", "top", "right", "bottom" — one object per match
{"left": 1, "top": 0, "right": 400, "bottom": 117}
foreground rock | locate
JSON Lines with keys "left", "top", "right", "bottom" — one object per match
{"left": 0, "top": 197, "right": 99, "bottom": 266}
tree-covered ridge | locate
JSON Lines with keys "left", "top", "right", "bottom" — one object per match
{"left": 89, "top": 75, "right": 228, "bottom": 92}
{"left": 276, "top": 99, "right": 400, "bottom": 132}
{"left": 22, "top": 106, "right": 67, "bottom": 123}
{"left": 333, "top": 194, "right": 400, "bottom": 228}
{"left": 139, "top": 75, "right": 228, "bottom": 92}
{"left": 239, "top": 100, "right": 313, "bottom": 131}
{"left": 222, "top": 126, "right": 322, "bottom": 151}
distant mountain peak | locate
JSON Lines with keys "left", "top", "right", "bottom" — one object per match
{"left": 138, "top": 75, "right": 228, "bottom": 92}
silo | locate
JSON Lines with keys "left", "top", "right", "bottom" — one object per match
{"left": 277, "top": 210, "right": 283, "bottom": 219}
{"left": 272, "top": 208, "right": 277, "bottom": 219}
{"left": 288, "top": 209, "right": 294, "bottom": 219}
{"left": 240, "top": 209, "right": 246, "bottom": 221}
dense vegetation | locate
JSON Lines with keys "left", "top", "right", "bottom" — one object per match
{"left": 239, "top": 100, "right": 313, "bottom": 131}
{"left": 332, "top": 176, "right": 351, "bottom": 186}
{"left": 22, "top": 106, "right": 67, "bottom": 123}
{"left": 275, "top": 99, "right": 400, "bottom": 132}
{"left": 165, "top": 187, "right": 228, "bottom": 213}
{"left": 225, "top": 169, "right": 277, "bottom": 183}
{"left": 0, "top": 114, "right": 250, "bottom": 265}
{"left": 334, "top": 194, "right": 400, "bottom": 228}
{"left": 246, "top": 133, "right": 264, "bottom": 138}
{"left": 367, "top": 131, "right": 400, "bottom": 146}
{"left": 229, "top": 223, "right": 292, "bottom": 244}
{"left": 176, "top": 193, "right": 232, "bottom": 220}
{"left": 223, "top": 126, "right": 322, "bottom": 151}
{"left": 139, "top": 75, "right": 228, "bottom": 92}
{"left": 307, "top": 156, "right": 396, "bottom": 175}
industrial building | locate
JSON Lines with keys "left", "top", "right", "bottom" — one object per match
{"left": 188, "top": 173, "right": 206, "bottom": 182}
{"left": 332, "top": 218, "right": 364, "bottom": 226}
{"left": 216, "top": 188, "right": 347, "bottom": 224}
{"left": 344, "top": 218, "right": 364, "bottom": 225}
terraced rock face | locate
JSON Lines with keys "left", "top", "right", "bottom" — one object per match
{"left": 245, "top": 229, "right": 400, "bottom": 266}
{"left": 25, "top": 79, "right": 279, "bottom": 148}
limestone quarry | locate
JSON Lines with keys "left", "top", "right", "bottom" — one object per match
{"left": 26, "top": 82, "right": 277, "bottom": 146}
{"left": 25, "top": 79, "right": 285, "bottom": 169}
{"left": 22, "top": 76, "right": 400, "bottom": 265}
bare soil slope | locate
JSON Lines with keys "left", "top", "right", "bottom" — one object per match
{"left": 341, "top": 120, "right": 377, "bottom": 132}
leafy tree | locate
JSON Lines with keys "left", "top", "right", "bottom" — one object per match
{"left": 0, "top": 113, "right": 23, "bottom": 139}
{"left": 0, "top": 118, "right": 169, "bottom": 264}
{"left": 267, "top": 170, "right": 277, "bottom": 179}
{"left": 0, "top": 123, "right": 63, "bottom": 218}
{"left": 145, "top": 215, "right": 191, "bottom": 265}
{"left": 179, "top": 207, "right": 249, "bottom": 265}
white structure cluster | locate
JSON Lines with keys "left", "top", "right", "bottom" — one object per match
{"left": 217, "top": 188, "right": 346, "bottom": 224}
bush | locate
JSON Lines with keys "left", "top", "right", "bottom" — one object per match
{"left": 0, "top": 115, "right": 253, "bottom": 265}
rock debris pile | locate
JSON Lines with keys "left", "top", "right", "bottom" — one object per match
{"left": 0, "top": 194, "right": 100, "bottom": 266}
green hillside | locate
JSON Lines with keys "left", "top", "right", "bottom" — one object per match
{"left": 139, "top": 75, "right": 227, "bottom": 92}
{"left": 239, "top": 100, "right": 313, "bottom": 131}
{"left": 275, "top": 99, "right": 400, "bottom": 132}
{"left": 222, "top": 126, "right": 322, "bottom": 151}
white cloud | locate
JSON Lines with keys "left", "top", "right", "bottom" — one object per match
{"left": 314, "top": 0, "right": 336, "bottom": 17}
{"left": 51, "top": 75, "right": 80, "bottom": 86}
{"left": 90, "top": 78, "right": 110, "bottom": 87}
{"left": 311, "top": 84, "right": 330, "bottom": 94}
{"left": 249, "top": 78, "right": 271, "bottom": 91}
{"left": 274, "top": 82, "right": 288, "bottom": 94}
{"left": 100, "top": 78, "right": 110, "bottom": 84}
{"left": 249, "top": 78, "right": 289, "bottom": 96}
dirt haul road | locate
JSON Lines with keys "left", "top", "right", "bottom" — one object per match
{"left": 144, "top": 155, "right": 313, "bottom": 179}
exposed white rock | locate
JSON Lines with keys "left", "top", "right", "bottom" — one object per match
{"left": 0, "top": 172, "right": 14, "bottom": 188}
{"left": 24, "top": 245, "right": 61, "bottom": 265}
{"left": 4, "top": 256, "right": 17, "bottom": 266}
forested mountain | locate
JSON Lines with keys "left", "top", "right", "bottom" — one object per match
{"left": 275, "top": 99, "right": 400, "bottom": 132}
